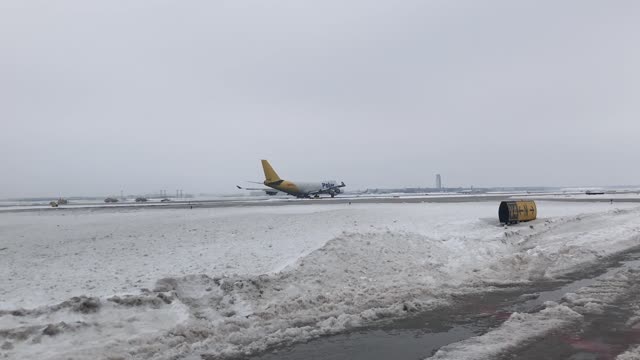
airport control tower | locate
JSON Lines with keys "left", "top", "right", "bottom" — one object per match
{"left": 436, "top": 174, "right": 442, "bottom": 190}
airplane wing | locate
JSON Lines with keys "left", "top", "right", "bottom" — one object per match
{"left": 237, "top": 185, "right": 274, "bottom": 191}
{"left": 236, "top": 185, "right": 281, "bottom": 195}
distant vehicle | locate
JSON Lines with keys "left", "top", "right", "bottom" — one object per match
{"left": 237, "top": 160, "right": 346, "bottom": 198}
{"left": 57, "top": 198, "right": 68, "bottom": 205}
{"left": 585, "top": 190, "right": 605, "bottom": 195}
{"left": 49, "top": 201, "right": 58, "bottom": 207}
{"left": 104, "top": 197, "right": 119, "bottom": 203}
{"left": 135, "top": 197, "right": 148, "bottom": 203}
{"left": 160, "top": 198, "right": 171, "bottom": 202}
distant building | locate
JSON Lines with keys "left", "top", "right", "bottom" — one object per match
{"left": 436, "top": 174, "right": 442, "bottom": 190}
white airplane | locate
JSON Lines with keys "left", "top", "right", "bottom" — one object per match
{"left": 237, "top": 160, "right": 346, "bottom": 198}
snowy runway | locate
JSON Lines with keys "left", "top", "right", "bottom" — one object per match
{"left": 1, "top": 201, "right": 640, "bottom": 359}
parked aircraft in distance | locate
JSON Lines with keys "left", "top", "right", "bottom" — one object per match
{"left": 237, "top": 160, "right": 346, "bottom": 198}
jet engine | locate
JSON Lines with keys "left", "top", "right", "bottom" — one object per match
{"left": 328, "top": 188, "right": 342, "bottom": 197}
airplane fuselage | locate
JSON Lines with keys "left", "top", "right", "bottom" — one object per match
{"left": 264, "top": 180, "right": 343, "bottom": 198}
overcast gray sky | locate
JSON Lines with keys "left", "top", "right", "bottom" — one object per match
{"left": 1, "top": 0, "right": 639, "bottom": 198}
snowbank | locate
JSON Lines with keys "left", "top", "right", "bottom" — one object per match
{"left": 429, "top": 302, "right": 583, "bottom": 360}
{"left": 427, "top": 266, "right": 640, "bottom": 360}
{"left": 617, "top": 345, "right": 640, "bottom": 360}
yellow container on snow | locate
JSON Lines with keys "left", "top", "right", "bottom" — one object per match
{"left": 499, "top": 200, "right": 537, "bottom": 224}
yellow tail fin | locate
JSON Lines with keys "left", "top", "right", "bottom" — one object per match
{"left": 261, "top": 160, "right": 281, "bottom": 183}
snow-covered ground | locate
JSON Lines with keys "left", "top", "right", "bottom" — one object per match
{"left": 526, "top": 193, "right": 640, "bottom": 200}
{"left": 1, "top": 201, "right": 640, "bottom": 359}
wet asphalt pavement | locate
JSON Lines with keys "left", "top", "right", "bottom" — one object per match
{"left": 249, "top": 249, "right": 640, "bottom": 360}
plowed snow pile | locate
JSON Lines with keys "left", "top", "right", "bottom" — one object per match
{"left": 1, "top": 202, "right": 640, "bottom": 359}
